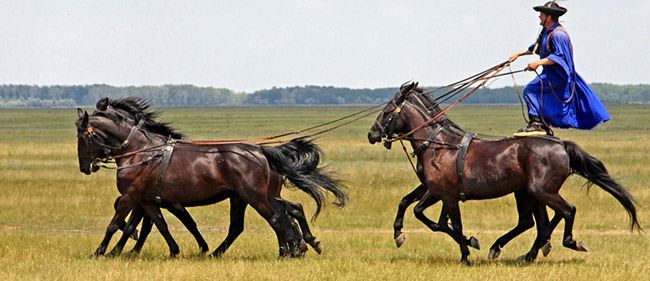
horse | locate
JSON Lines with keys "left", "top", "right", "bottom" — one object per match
{"left": 368, "top": 82, "right": 639, "bottom": 265}
{"left": 91, "top": 97, "right": 327, "bottom": 257}
{"left": 76, "top": 98, "right": 346, "bottom": 258}
{"left": 388, "top": 88, "right": 552, "bottom": 261}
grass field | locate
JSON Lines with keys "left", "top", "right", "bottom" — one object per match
{"left": 0, "top": 104, "right": 648, "bottom": 280}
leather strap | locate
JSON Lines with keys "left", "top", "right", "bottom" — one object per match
{"left": 411, "top": 127, "right": 444, "bottom": 157}
{"left": 155, "top": 141, "right": 175, "bottom": 204}
{"left": 456, "top": 131, "right": 475, "bottom": 202}
{"left": 546, "top": 25, "right": 573, "bottom": 56}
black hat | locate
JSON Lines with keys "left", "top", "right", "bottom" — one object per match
{"left": 533, "top": 1, "right": 567, "bottom": 17}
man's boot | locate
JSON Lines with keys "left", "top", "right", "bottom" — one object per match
{"left": 514, "top": 115, "right": 550, "bottom": 136}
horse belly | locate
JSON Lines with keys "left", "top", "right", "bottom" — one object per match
{"left": 157, "top": 155, "right": 232, "bottom": 203}
{"left": 465, "top": 160, "right": 524, "bottom": 200}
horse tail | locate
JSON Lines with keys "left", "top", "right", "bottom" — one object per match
{"left": 563, "top": 140, "right": 641, "bottom": 231}
{"left": 261, "top": 138, "right": 347, "bottom": 219}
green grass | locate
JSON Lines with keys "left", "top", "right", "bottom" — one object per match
{"left": 0, "top": 104, "right": 648, "bottom": 280}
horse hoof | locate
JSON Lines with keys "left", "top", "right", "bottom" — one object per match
{"left": 395, "top": 233, "right": 406, "bottom": 248}
{"left": 469, "top": 236, "right": 480, "bottom": 250}
{"left": 488, "top": 248, "right": 501, "bottom": 259}
{"left": 312, "top": 241, "right": 323, "bottom": 255}
{"left": 541, "top": 241, "right": 552, "bottom": 257}
{"left": 299, "top": 240, "right": 308, "bottom": 252}
{"left": 576, "top": 241, "right": 589, "bottom": 252}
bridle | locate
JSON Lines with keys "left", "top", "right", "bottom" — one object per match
{"left": 375, "top": 96, "right": 408, "bottom": 149}
{"left": 79, "top": 118, "right": 146, "bottom": 169}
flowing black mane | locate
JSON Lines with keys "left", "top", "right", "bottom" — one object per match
{"left": 94, "top": 97, "right": 185, "bottom": 140}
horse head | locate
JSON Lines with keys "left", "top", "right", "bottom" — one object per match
{"left": 367, "top": 81, "right": 418, "bottom": 149}
{"left": 75, "top": 107, "right": 133, "bottom": 175}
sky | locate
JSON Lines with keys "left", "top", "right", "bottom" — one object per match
{"left": 1, "top": 0, "right": 649, "bottom": 93}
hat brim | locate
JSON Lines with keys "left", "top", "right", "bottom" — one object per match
{"left": 533, "top": 6, "right": 567, "bottom": 17}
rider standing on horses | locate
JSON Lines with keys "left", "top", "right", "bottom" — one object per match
{"left": 509, "top": 1, "right": 610, "bottom": 136}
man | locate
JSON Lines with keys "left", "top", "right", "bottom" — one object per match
{"left": 509, "top": 1, "right": 610, "bottom": 136}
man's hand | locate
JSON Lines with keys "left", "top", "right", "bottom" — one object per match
{"left": 509, "top": 53, "right": 520, "bottom": 62}
{"left": 526, "top": 61, "right": 540, "bottom": 71}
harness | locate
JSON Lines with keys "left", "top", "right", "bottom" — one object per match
{"left": 410, "top": 127, "right": 445, "bottom": 157}
{"left": 155, "top": 140, "right": 175, "bottom": 204}
{"left": 382, "top": 93, "right": 477, "bottom": 202}
{"left": 456, "top": 131, "right": 475, "bottom": 202}
{"left": 545, "top": 25, "right": 573, "bottom": 56}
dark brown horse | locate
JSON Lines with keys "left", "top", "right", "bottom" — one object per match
{"left": 76, "top": 98, "right": 346, "bottom": 258}
{"left": 388, "top": 89, "right": 550, "bottom": 262}
{"left": 91, "top": 98, "right": 326, "bottom": 257}
{"left": 368, "top": 82, "right": 639, "bottom": 265}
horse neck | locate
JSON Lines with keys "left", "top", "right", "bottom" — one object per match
{"left": 402, "top": 103, "right": 446, "bottom": 148}
{"left": 99, "top": 120, "right": 164, "bottom": 160}
{"left": 402, "top": 102, "right": 464, "bottom": 153}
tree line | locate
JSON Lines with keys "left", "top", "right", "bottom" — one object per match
{"left": 1, "top": 83, "right": 648, "bottom": 107}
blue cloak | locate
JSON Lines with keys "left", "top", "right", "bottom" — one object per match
{"left": 524, "top": 23, "right": 610, "bottom": 129}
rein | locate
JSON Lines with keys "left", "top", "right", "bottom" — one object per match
{"left": 92, "top": 102, "right": 386, "bottom": 166}
{"left": 385, "top": 62, "right": 509, "bottom": 144}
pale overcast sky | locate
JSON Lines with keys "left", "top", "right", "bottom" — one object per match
{"left": 1, "top": 0, "right": 649, "bottom": 92}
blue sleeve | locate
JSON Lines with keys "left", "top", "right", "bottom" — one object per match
{"left": 527, "top": 42, "right": 537, "bottom": 54}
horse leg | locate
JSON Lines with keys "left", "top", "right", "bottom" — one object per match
{"left": 166, "top": 205, "right": 210, "bottom": 253}
{"left": 413, "top": 196, "right": 479, "bottom": 250}
{"left": 394, "top": 184, "right": 427, "bottom": 248}
{"left": 106, "top": 206, "right": 146, "bottom": 257}
{"left": 91, "top": 194, "right": 136, "bottom": 258}
{"left": 443, "top": 200, "right": 471, "bottom": 265}
{"left": 488, "top": 190, "right": 536, "bottom": 260}
{"left": 518, "top": 200, "right": 553, "bottom": 263}
{"left": 544, "top": 195, "right": 587, "bottom": 252}
{"left": 139, "top": 202, "right": 180, "bottom": 258}
{"left": 211, "top": 197, "right": 247, "bottom": 258}
{"left": 127, "top": 213, "right": 153, "bottom": 255}
{"left": 269, "top": 196, "right": 302, "bottom": 257}
{"left": 113, "top": 196, "right": 138, "bottom": 241}
{"left": 278, "top": 198, "right": 314, "bottom": 253}
{"left": 250, "top": 198, "right": 292, "bottom": 258}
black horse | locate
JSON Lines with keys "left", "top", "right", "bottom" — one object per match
{"left": 93, "top": 97, "right": 327, "bottom": 257}
{"left": 368, "top": 82, "right": 639, "bottom": 265}
{"left": 76, "top": 97, "right": 346, "bottom": 258}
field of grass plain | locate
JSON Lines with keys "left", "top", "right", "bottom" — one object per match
{"left": 0, "top": 104, "right": 648, "bottom": 280}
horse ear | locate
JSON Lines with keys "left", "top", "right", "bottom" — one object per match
{"left": 401, "top": 81, "right": 418, "bottom": 93}
{"left": 78, "top": 110, "right": 89, "bottom": 128}
{"left": 399, "top": 80, "right": 413, "bottom": 92}
{"left": 96, "top": 97, "right": 109, "bottom": 111}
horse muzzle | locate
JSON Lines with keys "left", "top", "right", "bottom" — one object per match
{"left": 368, "top": 131, "right": 382, "bottom": 144}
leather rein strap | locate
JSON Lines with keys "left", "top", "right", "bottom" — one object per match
{"left": 155, "top": 140, "right": 175, "bottom": 204}
{"left": 456, "top": 131, "right": 475, "bottom": 202}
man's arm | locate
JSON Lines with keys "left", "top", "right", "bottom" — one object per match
{"left": 509, "top": 49, "right": 533, "bottom": 62}
{"left": 526, "top": 58, "right": 556, "bottom": 71}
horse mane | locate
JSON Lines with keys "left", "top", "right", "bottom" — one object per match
{"left": 104, "top": 97, "right": 185, "bottom": 140}
{"left": 411, "top": 87, "right": 465, "bottom": 135}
